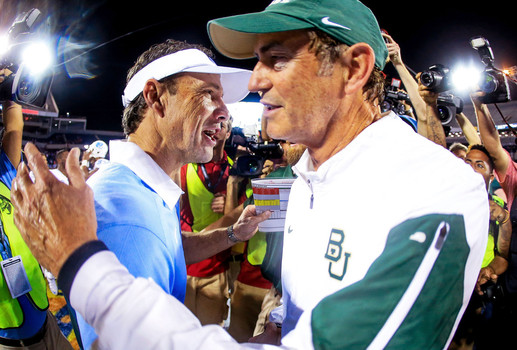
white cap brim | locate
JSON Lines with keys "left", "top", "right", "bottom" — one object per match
{"left": 122, "top": 49, "right": 251, "bottom": 107}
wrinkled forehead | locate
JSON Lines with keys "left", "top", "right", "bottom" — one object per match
{"left": 253, "top": 30, "right": 312, "bottom": 56}
{"left": 173, "top": 72, "right": 224, "bottom": 95}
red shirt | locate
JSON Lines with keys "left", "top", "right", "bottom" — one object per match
{"left": 180, "top": 154, "right": 232, "bottom": 277}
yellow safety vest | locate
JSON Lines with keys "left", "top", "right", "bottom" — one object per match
{"left": 186, "top": 159, "right": 257, "bottom": 256}
{"left": 186, "top": 158, "right": 234, "bottom": 233}
{"left": 0, "top": 180, "right": 49, "bottom": 329}
{"left": 481, "top": 195, "right": 506, "bottom": 268}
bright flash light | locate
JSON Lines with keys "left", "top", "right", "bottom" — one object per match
{"left": 22, "top": 41, "right": 53, "bottom": 75}
{"left": 451, "top": 64, "right": 481, "bottom": 92}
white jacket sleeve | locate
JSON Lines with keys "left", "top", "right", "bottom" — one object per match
{"left": 69, "top": 251, "right": 282, "bottom": 350}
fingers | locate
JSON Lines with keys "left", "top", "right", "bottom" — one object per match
{"left": 381, "top": 32, "right": 393, "bottom": 43}
{"left": 12, "top": 162, "right": 33, "bottom": 208}
{"left": 23, "top": 143, "right": 53, "bottom": 184}
{"left": 243, "top": 205, "right": 272, "bottom": 224}
{"left": 66, "top": 148, "right": 87, "bottom": 188}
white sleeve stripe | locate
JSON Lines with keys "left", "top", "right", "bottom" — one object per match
{"left": 366, "top": 221, "right": 450, "bottom": 349}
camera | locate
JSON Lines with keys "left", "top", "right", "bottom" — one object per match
{"left": 381, "top": 80, "right": 411, "bottom": 116}
{"left": 420, "top": 64, "right": 452, "bottom": 93}
{"left": 227, "top": 130, "right": 284, "bottom": 177}
{"left": 480, "top": 280, "right": 505, "bottom": 304}
{"left": 0, "top": 8, "right": 54, "bottom": 108}
{"left": 470, "top": 36, "right": 512, "bottom": 104}
{"left": 436, "top": 93, "right": 463, "bottom": 125}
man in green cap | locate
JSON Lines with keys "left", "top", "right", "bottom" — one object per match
{"left": 9, "top": 0, "right": 489, "bottom": 349}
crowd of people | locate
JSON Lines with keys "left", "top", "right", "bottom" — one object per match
{"left": 0, "top": 0, "right": 515, "bottom": 349}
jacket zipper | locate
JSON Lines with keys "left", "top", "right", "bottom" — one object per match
{"left": 308, "top": 179, "right": 314, "bottom": 209}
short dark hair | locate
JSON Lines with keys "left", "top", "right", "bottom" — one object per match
{"left": 468, "top": 144, "right": 495, "bottom": 172}
{"left": 122, "top": 39, "right": 215, "bottom": 136}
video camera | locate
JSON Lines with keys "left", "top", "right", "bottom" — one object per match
{"left": 381, "top": 78, "right": 411, "bottom": 116}
{"left": 470, "top": 36, "right": 512, "bottom": 104}
{"left": 436, "top": 93, "right": 463, "bottom": 125}
{"left": 227, "top": 131, "right": 284, "bottom": 177}
{"left": 0, "top": 8, "right": 53, "bottom": 108}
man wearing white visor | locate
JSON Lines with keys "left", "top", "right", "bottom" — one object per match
{"left": 71, "top": 39, "right": 271, "bottom": 349}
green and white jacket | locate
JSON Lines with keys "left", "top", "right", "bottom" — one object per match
{"left": 281, "top": 113, "right": 488, "bottom": 349}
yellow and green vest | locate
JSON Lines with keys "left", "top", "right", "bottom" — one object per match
{"left": 481, "top": 195, "right": 506, "bottom": 268}
{"left": 186, "top": 160, "right": 258, "bottom": 258}
{"left": 186, "top": 160, "right": 234, "bottom": 233}
{"left": 0, "top": 180, "right": 48, "bottom": 329}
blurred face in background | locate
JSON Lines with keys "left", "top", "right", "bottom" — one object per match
{"left": 464, "top": 149, "right": 493, "bottom": 189}
{"left": 281, "top": 141, "right": 306, "bottom": 166}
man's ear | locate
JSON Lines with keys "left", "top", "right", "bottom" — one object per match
{"left": 341, "top": 43, "right": 375, "bottom": 95}
{"left": 142, "top": 79, "right": 166, "bottom": 118}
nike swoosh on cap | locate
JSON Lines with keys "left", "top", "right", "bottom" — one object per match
{"left": 321, "top": 17, "right": 351, "bottom": 30}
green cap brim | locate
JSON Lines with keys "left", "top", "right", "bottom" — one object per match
{"left": 208, "top": 12, "right": 314, "bottom": 60}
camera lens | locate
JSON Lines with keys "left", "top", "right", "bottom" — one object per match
{"left": 18, "top": 77, "right": 41, "bottom": 102}
{"left": 437, "top": 105, "right": 453, "bottom": 125}
{"left": 420, "top": 71, "right": 435, "bottom": 87}
{"left": 480, "top": 72, "right": 499, "bottom": 93}
{"left": 381, "top": 100, "right": 391, "bottom": 113}
{"left": 247, "top": 159, "right": 261, "bottom": 174}
{"left": 12, "top": 66, "right": 53, "bottom": 107}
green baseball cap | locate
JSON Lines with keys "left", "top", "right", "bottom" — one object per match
{"left": 207, "top": 0, "right": 388, "bottom": 69}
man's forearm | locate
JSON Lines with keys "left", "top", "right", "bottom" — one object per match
{"left": 66, "top": 248, "right": 247, "bottom": 350}
{"left": 181, "top": 227, "right": 235, "bottom": 264}
{"left": 455, "top": 113, "right": 481, "bottom": 145}
{"left": 181, "top": 204, "right": 243, "bottom": 264}
{"left": 393, "top": 63, "right": 427, "bottom": 124}
{"left": 1, "top": 101, "right": 23, "bottom": 167}
{"left": 425, "top": 104, "right": 447, "bottom": 148}
{"left": 474, "top": 101, "right": 507, "bottom": 171}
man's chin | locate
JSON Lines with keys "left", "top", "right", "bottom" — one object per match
{"left": 192, "top": 149, "right": 213, "bottom": 164}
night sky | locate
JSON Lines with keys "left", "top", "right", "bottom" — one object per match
{"left": 2, "top": 0, "right": 516, "bottom": 131}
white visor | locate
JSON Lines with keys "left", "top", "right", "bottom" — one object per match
{"left": 121, "top": 49, "right": 252, "bottom": 107}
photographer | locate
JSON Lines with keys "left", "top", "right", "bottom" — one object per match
{"left": 450, "top": 144, "right": 511, "bottom": 349}
{"left": 0, "top": 69, "right": 72, "bottom": 349}
{"left": 383, "top": 33, "right": 428, "bottom": 136}
{"left": 384, "top": 33, "right": 447, "bottom": 147}
{"left": 416, "top": 72, "right": 448, "bottom": 148}
{"left": 473, "top": 91, "right": 517, "bottom": 349}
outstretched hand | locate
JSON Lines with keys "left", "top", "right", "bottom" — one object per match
{"left": 232, "top": 205, "right": 272, "bottom": 241}
{"left": 11, "top": 143, "right": 98, "bottom": 276}
{"left": 382, "top": 33, "right": 403, "bottom": 66}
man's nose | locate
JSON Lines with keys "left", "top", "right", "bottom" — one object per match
{"left": 248, "top": 61, "right": 270, "bottom": 94}
{"left": 214, "top": 105, "right": 229, "bottom": 122}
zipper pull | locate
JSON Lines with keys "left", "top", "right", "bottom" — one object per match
{"left": 307, "top": 179, "right": 314, "bottom": 209}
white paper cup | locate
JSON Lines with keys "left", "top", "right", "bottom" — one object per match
{"left": 251, "top": 177, "right": 296, "bottom": 233}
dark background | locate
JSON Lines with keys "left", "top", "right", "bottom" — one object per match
{"left": 1, "top": 0, "right": 516, "bottom": 132}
